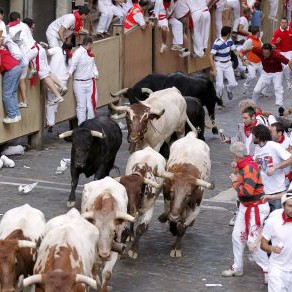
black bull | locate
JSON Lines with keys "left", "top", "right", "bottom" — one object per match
{"left": 59, "top": 117, "right": 122, "bottom": 207}
{"left": 111, "top": 72, "right": 222, "bottom": 135}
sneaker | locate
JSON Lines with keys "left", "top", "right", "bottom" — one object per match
{"left": 278, "top": 106, "right": 285, "bottom": 116}
{"left": 28, "top": 68, "right": 37, "bottom": 80}
{"left": 222, "top": 265, "right": 243, "bottom": 277}
{"left": 16, "top": 115, "right": 22, "bottom": 122}
{"left": 1, "top": 155, "right": 15, "bottom": 168}
{"left": 59, "top": 86, "right": 68, "bottom": 97}
{"left": 19, "top": 102, "right": 28, "bottom": 108}
{"left": 47, "top": 125, "right": 53, "bottom": 133}
{"left": 179, "top": 50, "right": 191, "bottom": 58}
{"left": 0, "top": 159, "right": 3, "bottom": 170}
{"left": 229, "top": 213, "right": 236, "bottom": 226}
{"left": 160, "top": 43, "right": 168, "bottom": 54}
{"left": 48, "top": 96, "right": 64, "bottom": 106}
{"left": 3, "top": 116, "right": 20, "bottom": 124}
{"left": 275, "top": 102, "right": 283, "bottom": 107}
{"left": 264, "top": 272, "right": 268, "bottom": 285}
{"left": 171, "top": 44, "right": 184, "bottom": 52}
{"left": 227, "top": 91, "right": 233, "bottom": 100}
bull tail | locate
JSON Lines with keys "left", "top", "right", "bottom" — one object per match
{"left": 186, "top": 116, "right": 198, "bottom": 138}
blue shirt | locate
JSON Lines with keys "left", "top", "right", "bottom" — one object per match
{"left": 251, "top": 10, "right": 262, "bottom": 27}
{"left": 210, "top": 37, "right": 235, "bottom": 62}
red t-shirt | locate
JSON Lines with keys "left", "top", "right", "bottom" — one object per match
{"left": 0, "top": 49, "right": 20, "bottom": 73}
{"left": 271, "top": 28, "right": 292, "bottom": 52}
{"left": 252, "top": 47, "right": 289, "bottom": 73}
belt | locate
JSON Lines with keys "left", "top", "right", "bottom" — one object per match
{"left": 215, "top": 60, "right": 230, "bottom": 63}
{"left": 244, "top": 200, "right": 264, "bottom": 235}
{"left": 74, "top": 78, "right": 93, "bottom": 81}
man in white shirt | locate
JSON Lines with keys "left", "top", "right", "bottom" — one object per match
{"left": 69, "top": 36, "right": 99, "bottom": 125}
{"left": 46, "top": 6, "right": 90, "bottom": 48}
{"left": 0, "top": 7, "right": 7, "bottom": 38}
{"left": 252, "top": 124, "right": 292, "bottom": 211}
{"left": 261, "top": 193, "right": 292, "bottom": 292}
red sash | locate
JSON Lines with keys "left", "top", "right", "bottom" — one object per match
{"left": 74, "top": 12, "right": 83, "bottom": 34}
{"left": 30, "top": 42, "right": 40, "bottom": 87}
{"left": 244, "top": 200, "right": 263, "bottom": 235}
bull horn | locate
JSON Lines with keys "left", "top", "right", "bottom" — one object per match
{"left": 75, "top": 274, "right": 101, "bottom": 290}
{"left": 91, "top": 130, "right": 104, "bottom": 138}
{"left": 110, "top": 88, "right": 128, "bottom": 97}
{"left": 149, "top": 108, "right": 165, "bottom": 116}
{"left": 155, "top": 170, "right": 174, "bottom": 180}
{"left": 195, "top": 179, "right": 215, "bottom": 190}
{"left": 114, "top": 177, "right": 121, "bottom": 182}
{"left": 23, "top": 274, "right": 43, "bottom": 287}
{"left": 111, "top": 112, "right": 126, "bottom": 120}
{"left": 18, "top": 240, "right": 37, "bottom": 249}
{"left": 59, "top": 130, "right": 73, "bottom": 139}
{"left": 115, "top": 212, "right": 135, "bottom": 222}
{"left": 143, "top": 177, "right": 163, "bottom": 189}
{"left": 82, "top": 211, "right": 95, "bottom": 220}
{"left": 109, "top": 102, "right": 130, "bottom": 113}
{"left": 141, "top": 88, "right": 153, "bottom": 94}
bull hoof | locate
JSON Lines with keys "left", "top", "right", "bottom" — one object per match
{"left": 67, "top": 201, "right": 76, "bottom": 208}
{"left": 128, "top": 249, "right": 138, "bottom": 259}
{"left": 158, "top": 213, "right": 168, "bottom": 223}
{"left": 126, "top": 235, "right": 134, "bottom": 242}
{"left": 170, "top": 249, "right": 182, "bottom": 258}
{"left": 212, "top": 127, "right": 219, "bottom": 135}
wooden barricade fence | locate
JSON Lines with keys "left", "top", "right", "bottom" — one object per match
{"left": 0, "top": 3, "right": 286, "bottom": 147}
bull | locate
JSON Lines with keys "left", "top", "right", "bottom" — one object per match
{"left": 115, "top": 146, "right": 166, "bottom": 259}
{"left": 0, "top": 204, "right": 46, "bottom": 291}
{"left": 81, "top": 177, "right": 135, "bottom": 291}
{"left": 110, "top": 72, "right": 221, "bottom": 134}
{"left": 23, "top": 208, "right": 100, "bottom": 291}
{"left": 59, "top": 117, "right": 122, "bottom": 207}
{"left": 110, "top": 87, "right": 197, "bottom": 153}
{"left": 156, "top": 132, "right": 214, "bottom": 257}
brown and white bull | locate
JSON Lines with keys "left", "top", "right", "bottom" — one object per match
{"left": 23, "top": 208, "right": 100, "bottom": 291}
{"left": 0, "top": 204, "right": 46, "bottom": 292}
{"left": 110, "top": 87, "right": 197, "bottom": 152}
{"left": 81, "top": 177, "right": 134, "bottom": 291}
{"left": 115, "top": 146, "right": 166, "bottom": 259}
{"left": 156, "top": 132, "right": 214, "bottom": 257}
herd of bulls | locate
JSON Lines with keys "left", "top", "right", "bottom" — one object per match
{"left": 0, "top": 72, "right": 217, "bottom": 291}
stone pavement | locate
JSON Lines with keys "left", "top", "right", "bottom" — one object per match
{"left": 1, "top": 75, "right": 292, "bottom": 291}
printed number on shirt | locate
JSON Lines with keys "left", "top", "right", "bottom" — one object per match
{"left": 255, "top": 156, "right": 273, "bottom": 172}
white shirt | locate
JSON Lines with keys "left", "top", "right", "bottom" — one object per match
{"left": 253, "top": 141, "right": 292, "bottom": 194}
{"left": 47, "top": 14, "right": 76, "bottom": 39}
{"left": 69, "top": 45, "right": 99, "bottom": 80}
{"left": 262, "top": 209, "right": 292, "bottom": 271}
{"left": 0, "top": 20, "right": 7, "bottom": 37}
{"left": 153, "top": 0, "right": 167, "bottom": 18}
{"left": 48, "top": 47, "right": 70, "bottom": 81}
{"left": 173, "top": 0, "right": 189, "bottom": 19}
{"left": 237, "top": 16, "right": 249, "bottom": 42}
{"left": 133, "top": 12, "right": 146, "bottom": 27}
{"left": 216, "top": 0, "right": 227, "bottom": 8}
{"left": 186, "top": 0, "right": 208, "bottom": 12}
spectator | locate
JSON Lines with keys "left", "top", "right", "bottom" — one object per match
{"left": 46, "top": 6, "right": 90, "bottom": 48}
{"left": 222, "top": 142, "right": 269, "bottom": 285}
{"left": 212, "top": 0, "right": 227, "bottom": 38}
{"left": 268, "top": 0, "right": 279, "bottom": 22}
{"left": 46, "top": 43, "right": 73, "bottom": 132}
{"left": 0, "top": 38, "right": 22, "bottom": 123}
{"left": 271, "top": 18, "right": 292, "bottom": 89}
{"left": 0, "top": 7, "right": 7, "bottom": 38}
{"left": 69, "top": 36, "right": 99, "bottom": 125}
{"left": 253, "top": 124, "right": 292, "bottom": 211}
{"left": 226, "top": 0, "right": 240, "bottom": 33}
{"left": 286, "top": 0, "right": 292, "bottom": 23}
{"left": 252, "top": 43, "right": 292, "bottom": 107}
{"left": 210, "top": 26, "right": 238, "bottom": 101}
{"left": 261, "top": 193, "right": 292, "bottom": 292}
{"left": 250, "top": 2, "right": 263, "bottom": 36}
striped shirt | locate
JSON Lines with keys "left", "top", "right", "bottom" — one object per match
{"left": 210, "top": 37, "right": 235, "bottom": 62}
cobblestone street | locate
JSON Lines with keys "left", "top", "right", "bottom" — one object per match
{"left": 1, "top": 76, "right": 292, "bottom": 292}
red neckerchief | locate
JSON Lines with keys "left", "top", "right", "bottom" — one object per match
{"left": 8, "top": 20, "right": 20, "bottom": 27}
{"left": 87, "top": 49, "right": 95, "bottom": 58}
{"left": 236, "top": 155, "right": 260, "bottom": 171}
{"left": 163, "top": 0, "right": 171, "bottom": 10}
{"left": 30, "top": 42, "right": 40, "bottom": 87}
{"left": 244, "top": 120, "right": 257, "bottom": 138}
{"left": 73, "top": 11, "right": 83, "bottom": 34}
{"left": 282, "top": 211, "right": 292, "bottom": 224}
{"left": 63, "top": 48, "right": 73, "bottom": 58}
{"left": 278, "top": 135, "right": 285, "bottom": 144}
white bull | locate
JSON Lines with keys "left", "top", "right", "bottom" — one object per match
{"left": 111, "top": 87, "right": 197, "bottom": 152}
{"left": 81, "top": 176, "right": 134, "bottom": 291}
{"left": 23, "top": 208, "right": 100, "bottom": 291}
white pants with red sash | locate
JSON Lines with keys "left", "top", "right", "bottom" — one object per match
{"left": 73, "top": 79, "right": 98, "bottom": 125}
{"left": 268, "top": 265, "right": 292, "bottom": 292}
{"left": 232, "top": 202, "right": 270, "bottom": 272}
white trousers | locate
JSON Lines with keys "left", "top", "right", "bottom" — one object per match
{"left": 73, "top": 79, "right": 98, "bottom": 125}
{"left": 226, "top": 0, "right": 240, "bottom": 31}
{"left": 268, "top": 265, "right": 292, "bottom": 292}
{"left": 215, "top": 5, "right": 226, "bottom": 38}
{"left": 253, "top": 71, "right": 284, "bottom": 106}
{"left": 244, "top": 62, "right": 262, "bottom": 87}
{"left": 46, "top": 29, "right": 63, "bottom": 48}
{"left": 169, "top": 18, "right": 183, "bottom": 45}
{"left": 96, "top": 2, "right": 114, "bottom": 33}
{"left": 268, "top": 0, "right": 278, "bottom": 20}
{"left": 215, "top": 61, "right": 238, "bottom": 97}
{"left": 190, "top": 10, "right": 210, "bottom": 57}
{"left": 46, "top": 79, "right": 67, "bottom": 126}
{"left": 287, "top": 0, "right": 292, "bottom": 22}
{"left": 280, "top": 51, "right": 292, "bottom": 82}
{"left": 232, "top": 203, "right": 270, "bottom": 272}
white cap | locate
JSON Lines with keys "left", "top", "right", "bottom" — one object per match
{"left": 281, "top": 193, "right": 292, "bottom": 206}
